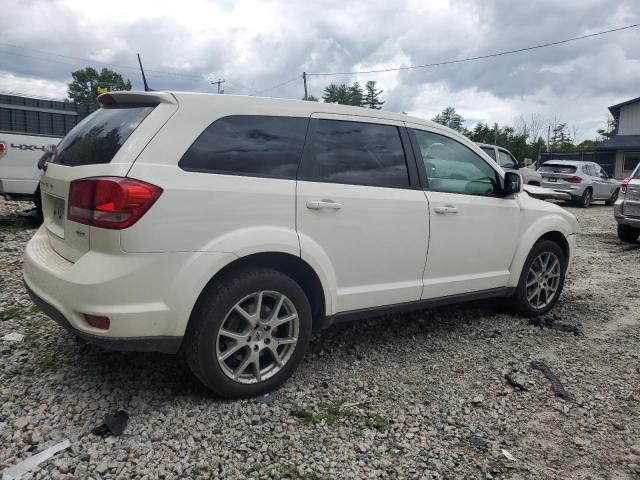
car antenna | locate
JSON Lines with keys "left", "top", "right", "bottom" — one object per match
{"left": 137, "top": 53, "right": 154, "bottom": 92}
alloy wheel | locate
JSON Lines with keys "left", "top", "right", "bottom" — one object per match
{"left": 216, "top": 291, "right": 299, "bottom": 384}
{"left": 525, "top": 252, "right": 561, "bottom": 309}
{"left": 582, "top": 190, "right": 591, "bottom": 207}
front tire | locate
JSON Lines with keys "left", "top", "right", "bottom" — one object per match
{"left": 185, "top": 268, "right": 312, "bottom": 399}
{"left": 511, "top": 240, "right": 567, "bottom": 317}
{"left": 605, "top": 189, "right": 619, "bottom": 206}
{"left": 617, "top": 224, "right": 640, "bottom": 243}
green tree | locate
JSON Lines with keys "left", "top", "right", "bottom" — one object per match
{"left": 302, "top": 94, "right": 318, "bottom": 101}
{"left": 363, "top": 81, "right": 384, "bottom": 109}
{"left": 322, "top": 82, "right": 367, "bottom": 106}
{"left": 432, "top": 106, "right": 466, "bottom": 133}
{"left": 67, "top": 67, "right": 132, "bottom": 104}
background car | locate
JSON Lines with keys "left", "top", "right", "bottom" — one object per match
{"left": 614, "top": 165, "right": 640, "bottom": 243}
{"left": 477, "top": 143, "right": 542, "bottom": 185}
{"left": 539, "top": 160, "right": 620, "bottom": 208}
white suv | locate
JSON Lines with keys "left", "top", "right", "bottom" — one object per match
{"left": 23, "top": 92, "right": 579, "bottom": 398}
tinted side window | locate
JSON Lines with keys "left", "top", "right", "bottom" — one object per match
{"left": 497, "top": 150, "right": 517, "bottom": 169}
{"left": 179, "top": 116, "right": 308, "bottom": 178}
{"left": 299, "top": 119, "right": 409, "bottom": 188}
{"left": 413, "top": 130, "right": 499, "bottom": 195}
{"left": 480, "top": 147, "right": 496, "bottom": 160}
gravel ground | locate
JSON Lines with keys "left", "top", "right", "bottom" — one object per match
{"left": 1, "top": 197, "right": 639, "bottom": 480}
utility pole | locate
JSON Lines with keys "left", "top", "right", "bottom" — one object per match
{"left": 211, "top": 78, "right": 226, "bottom": 94}
{"left": 302, "top": 72, "right": 308, "bottom": 100}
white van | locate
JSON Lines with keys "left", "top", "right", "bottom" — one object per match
{"left": 24, "top": 91, "right": 580, "bottom": 398}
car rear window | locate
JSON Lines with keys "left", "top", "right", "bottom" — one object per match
{"left": 538, "top": 163, "right": 577, "bottom": 174}
{"left": 52, "top": 104, "right": 155, "bottom": 166}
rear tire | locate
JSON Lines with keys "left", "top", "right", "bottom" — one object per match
{"left": 605, "top": 189, "right": 619, "bottom": 206}
{"left": 617, "top": 224, "right": 640, "bottom": 243}
{"left": 511, "top": 240, "right": 567, "bottom": 317}
{"left": 579, "top": 188, "right": 592, "bottom": 208}
{"left": 185, "top": 267, "right": 312, "bottom": 399}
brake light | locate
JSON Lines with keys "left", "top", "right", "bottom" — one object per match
{"left": 68, "top": 177, "right": 162, "bottom": 229}
{"left": 566, "top": 176, "right": 582, "bottom": 184}
{"left": 0, "top": 141, "right": 6, "bottom": 157}
{"left": 85, "top": 314, "right": 110, "bottom": 330}
{"left": 620, "top": 177, "right": 630, "bottom": 194}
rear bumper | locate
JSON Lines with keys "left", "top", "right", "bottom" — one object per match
{"left": 540, "top": 182, "right": 584, "bottom": 199}
{"left": 25, "top": 282, "right": 181, "bottom": 354}
{"left": 22, "top": 225, "right": 235, "bottom": 354}
{"left": 614, "top": 199, "right": 640, "bottom": 228}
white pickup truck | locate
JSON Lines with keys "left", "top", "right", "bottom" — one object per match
{"left": 0, "top": 132, "right": 61, "bottom": 207}
{"left": 0, "top": 93, "right": 95, "bottom": 212}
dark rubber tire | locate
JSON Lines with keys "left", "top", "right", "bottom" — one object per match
{"left": 605, "top": 189, "right": 619, "bottom": 206}
{"left": 184, "top": 267, "right": 312, "bottom": 399}
{"left": 511, "top": 239, "right": 567, "bottom": 317}
{"left": 579, "top": 188, "right": 592, "bottom": 208}
{"left": 617, "top": 224, "right": 640, "bottom": 243}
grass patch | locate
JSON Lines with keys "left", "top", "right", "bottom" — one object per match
{"left": 35, "top": 351, "right": 56, "bottom": 372}
{"left": 292, "top": 400, "right": 356, "bottom": 426}
{"left": 23, "top": 324, "right": 39, "bottom": 341}
{"left": 0, "top": 305, "right": 39, "bottom": 322}
{"left": 247, "top": 462, "right": 325, "bottom": 480}
{"left": 365, "top": 414, "right": 390, "bottom": 430}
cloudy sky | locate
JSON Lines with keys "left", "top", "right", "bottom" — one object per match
{"left": 1, "top": 0, "right": 639, "bottom": 141}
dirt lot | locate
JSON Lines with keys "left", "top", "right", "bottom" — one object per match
{"left": 1, "top": 198, "right": 639, "bottom": 479}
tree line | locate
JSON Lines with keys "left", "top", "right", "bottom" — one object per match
{"left": 65, "top": 67, "right": 613, "bottom": 160}
{"left": 429, "top": 106, "right": 614, "bottom": 162}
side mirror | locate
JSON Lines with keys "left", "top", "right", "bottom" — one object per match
{"left": 503, "top": 171, "right": 522, "bottom": 195}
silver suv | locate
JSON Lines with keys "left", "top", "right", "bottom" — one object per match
{"left": 614, "top": 164, "right": 640, "bottom": 243}
{"left": 477, "top": 143, "right": 542, "bottom": 186}
{"left": 539, "top": 160, "right": 620, "bottom": 208}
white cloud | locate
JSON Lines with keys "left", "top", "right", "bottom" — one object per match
{"left": 0, "top": 0, "right": 638, "bottom": 142}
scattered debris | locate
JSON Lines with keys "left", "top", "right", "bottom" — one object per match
{"left": 504, "top": 371, "right": 528, "bottom": 391}
{"left": 530, "top": 361, "right": 570, "bottom": 400}
{"left": 2, "top": 439, "right": 71, "bottom": 480}
{"left": 501, "top": 449, "right": 516, "bottom": 461}
{"left": 468, "top": 436, "right": 491, "bottom": 448}
{"left": 91, "top": 410, "right": 129, "bottom": 437}
{"left": 471, "top": 396, "right": 484, "bottom": 405}
{"left": 255, "top": 391, "right": 276, "bottom": 405}
{"left": 612, "top": 422, "right": 626, "bottom": 431}
{"left": 528, "top": 316, "right": 582, "bottom": 335}
{"left": 1, "top": 333, "right": 24, "bottom": 342}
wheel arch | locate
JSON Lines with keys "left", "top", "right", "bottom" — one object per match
{"left": 508, "top": 218, "right": 573, "bottom": 286}
{"left": 185, "top": 252, "right": 329, "bottom": 335}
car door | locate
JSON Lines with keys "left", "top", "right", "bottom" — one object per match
{"left": 595, "top": 165, "right": 615, "bottom": 198}
{"left": 406, "top": 125, "right": 521, "bottom": 299}
{"left": 296, "top": 115, "right": 429, "bottom": 313}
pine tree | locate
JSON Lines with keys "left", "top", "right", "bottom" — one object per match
{"left": 363, "top": 81, "right": 384, "bottom": 109}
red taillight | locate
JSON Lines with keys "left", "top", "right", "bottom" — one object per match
{"left": 85, "top": 314, "right": 110, "bottom": 330}
{"left": 0, "top": 141, "right": 6, "bottom": 157}
{"left": 620, "top": 176, "right": 630, "bottom": 194}
{"left": 68, "top": 177, "right": 162, "bottom": 229}
{"left": 566, "top": 176, "right": 582, "bottom": 184}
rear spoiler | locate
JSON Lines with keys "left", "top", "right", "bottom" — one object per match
{"left": 97, "top": 91, "right": 177, "bottom": 107}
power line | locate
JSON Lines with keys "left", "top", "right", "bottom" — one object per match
{"left": 250, "top": 76, "right": 299, "bottom": 96}
{"left": 307, "top": 23, "right": 640, "bottom": 76}
{"left": 0, "top": 42, "right": 206, "bottom": 81}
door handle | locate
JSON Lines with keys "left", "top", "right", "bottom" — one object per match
{"left": 434, "top": 205, "right": 458, "bottom": 214}
{"left": 306, "top": 200, "right": 342, "bottom": 210}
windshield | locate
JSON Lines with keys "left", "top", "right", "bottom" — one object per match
{"left": 52, "top": 104, "right": 155, "bottom": 166}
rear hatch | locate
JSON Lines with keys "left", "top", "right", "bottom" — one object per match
{"left": 38, "top": 92, "right": 177, "bottom": 262}
{"left": 538, "top": 163, "right": 579, "bottom": 188}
